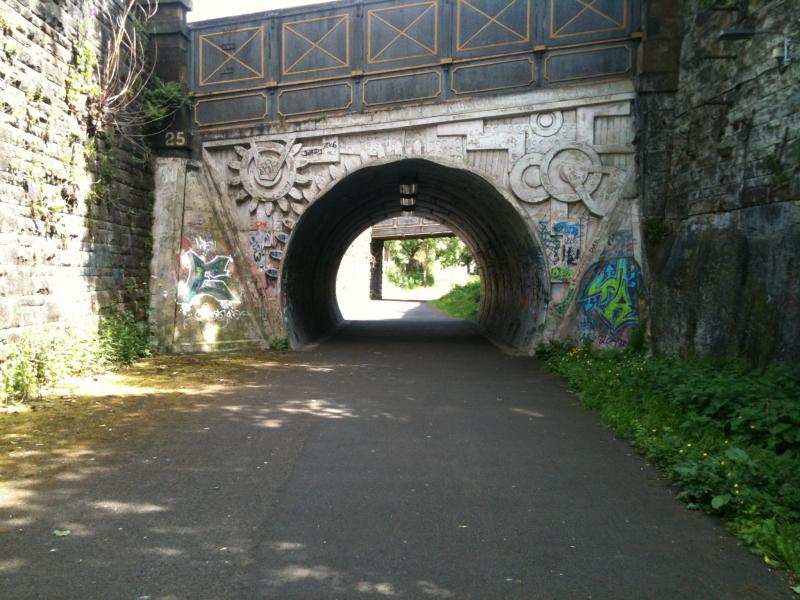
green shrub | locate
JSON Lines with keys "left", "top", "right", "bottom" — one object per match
{"left": 387, "top": 267, "right": 434, "bottom": 289}
{"left": 429, "top": 278, "right": 481, "bottom": 320}
{"left": 269, "top": 336, "right": 290, "bottom": 351}
{"left": 541, "top": 345, "right": 800, "bottom": 579}
{"left": 1, "top": 312, "right": 150, "bottom": 405}
{"left": 98, "top": 312, "right": 150, "bottom": 366}
{"left": 141, "top": 77, "right": 191, "bottom": 134}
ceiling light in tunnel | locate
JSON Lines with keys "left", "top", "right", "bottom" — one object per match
{"left": 400, "top": 177, "right": 418, "bottom": 215}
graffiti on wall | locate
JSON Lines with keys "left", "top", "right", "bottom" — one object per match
{"left": 248, "top": 214, "right": 291, "bottom": 300}
{"left": 538, "top": 221, "right": 584, "bottom": 282}
{"left": 178, "top": 237, "right": 246, "bottom": 323}
{"left": 250, "top": 229, "right": 274, "bottom": 272}
{"left": 578, "top": 257, "right": 642, "bottom": 347}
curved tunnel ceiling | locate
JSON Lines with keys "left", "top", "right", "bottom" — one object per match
{"left": 281, "top": 159, "right": 549, "bottom": 351}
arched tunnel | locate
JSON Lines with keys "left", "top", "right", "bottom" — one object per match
{"left": 281, "top": 159, "right": 549, "bottom": 351}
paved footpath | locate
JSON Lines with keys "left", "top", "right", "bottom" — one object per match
{"left": 1, "top": 304, "right": 792, "bottom": 599}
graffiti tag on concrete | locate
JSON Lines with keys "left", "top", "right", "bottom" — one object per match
{"left": 538, "top": 221, "right": 584, "bottom": 282}
{"left": 250, "top": 229, "right": 275, "bottom": 272}
{"left": 178, "top": 237, "right": 242, "bottom": 321}
{"left": 578, "top": 257, "right": 641, "bottom": 346}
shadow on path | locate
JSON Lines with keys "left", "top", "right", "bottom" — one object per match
{"left": 0, "top": 318, "right": 792, "bottom": 599}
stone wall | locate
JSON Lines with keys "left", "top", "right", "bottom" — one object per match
{"left": 0, "top": 0, "right": 154, "bottom": 338}
{"left": 639, "top": 0, "right": 800, "bottom": 364}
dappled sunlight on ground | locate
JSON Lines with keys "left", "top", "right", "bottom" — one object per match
{"left": 0, "top": 353, "right": 294, "bottom": 481}
{"left": 0, "top": 350, "right": 425, "bottom": 599}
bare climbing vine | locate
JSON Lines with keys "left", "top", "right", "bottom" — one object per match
{"left": 68, "top": 0, "right": 161, "bottom": 141}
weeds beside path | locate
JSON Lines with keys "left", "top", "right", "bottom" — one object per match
{"left": 0, "top": 353, "right": 282, "bottom": 482}
{"left": 429, "top": 277, "right": 480, "bottom": 321}
{"left": 540, "top": 344, "right": 800, "bottom": 589}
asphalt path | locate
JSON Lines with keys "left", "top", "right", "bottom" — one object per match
{"left": 0, "top": 303, "right": 792, "bottom": 599}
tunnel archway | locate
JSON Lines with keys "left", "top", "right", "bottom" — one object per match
{"left": 281, "top": 159, "right": 549, "bottom": 351}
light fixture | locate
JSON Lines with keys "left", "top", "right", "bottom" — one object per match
{"left": 400, "top": 176, "right": 418, "bottom": 216}
{"left": 719, "top": 28, "right": 793, "bottom": 66}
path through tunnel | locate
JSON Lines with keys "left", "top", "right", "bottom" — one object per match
{"left": 281, "top": 159, "right": 549, "bottom": 351}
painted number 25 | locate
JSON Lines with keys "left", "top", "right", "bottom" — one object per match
{"left": 165, "top": 131, "right": 188, "bottom": 147}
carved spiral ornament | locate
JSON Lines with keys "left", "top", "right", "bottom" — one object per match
{"left": 510, "top": 153, "right": 550, "bottom": 204}
{"left": 530, "top": 111, "right": 563, "bottom": 137}
{"left": 540, "top": 142, "right": 603, "bottom": 204}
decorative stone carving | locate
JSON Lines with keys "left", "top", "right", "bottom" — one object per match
{"left": 510, "top": 153, "right": 550, "bottom": 203}
{"left": 227, "top": 136, "right": 312, "bottom": 215}
{"left": 539, "top": 142, "right": 627, "bottom": 216}
{"left": 530, "top": 111, "right": 563, "bottom": 137}
{"left": 540, "top": 142, "right": 603, "bottom": 204}
{"left": 466, "top": 131, "right": 526, "bottom": 163}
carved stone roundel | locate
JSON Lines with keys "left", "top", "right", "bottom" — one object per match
{"left": 530, "top": 111, "right": 563, "bottom": 137}
{"left": 239, "top": 143, "right": 297, "bottom": 201}
{"left": 540, "top": 142, "right": 603, "bottom": 203}
{"left": 510, "top": 153, "right": 550, "bottom": 204}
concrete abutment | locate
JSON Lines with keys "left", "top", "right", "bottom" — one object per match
{"left": 149, "top": 82, "right": 644, "bottom": 353}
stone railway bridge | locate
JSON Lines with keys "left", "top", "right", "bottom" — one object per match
{"left": 148, "top": 0, "right": 645, "bottom": 353}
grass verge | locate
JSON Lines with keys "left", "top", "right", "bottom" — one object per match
{"left": 429, "top": 277, "right": 480, "bottom": 320}
{"left": 539, "top": 343, "right": 800, "bottom": 588}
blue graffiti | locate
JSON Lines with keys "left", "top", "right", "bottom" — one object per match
{"left": 579, "top": 257, "right": 641, "bottom": 334}
{"left": 552, "top": 221, "right": 583, "bottom": 238}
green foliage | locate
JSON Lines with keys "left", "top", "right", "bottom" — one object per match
{"left": 386, "top": 238, "right": 436, "bottom": 289}
{"left": 65, "top": 28, "right": 99, "bottom": 107}
{"left": 435, "top": 237, "right": 474, "bottom": 270}
{"left": 643, "top": 218, "right": 671, "bottom": 244}
{"left": 386, "top": 237, "right": 472, "bottom": 289}
{"left": 387, "top": 267, "right": 434, "bottom": 289}
{"left": 430, "top": 277, "right": 481, "bottom": 321}
{"left": 1, "top": 313, "right": 150, "bottom": 405}
{"left": 540, "top": 345, "right": 800, "bottom": 579}
{"left": 98, "top": 313, "right": 150, "bottom": 366}
{"left": 141, "top": 77, "right": 191, "bottom": 134}
{"left": 85, "top": 137, "right": 115, "bottom": 203}
{"left": 269, "top": 336, "right": 290, "bottom": 351}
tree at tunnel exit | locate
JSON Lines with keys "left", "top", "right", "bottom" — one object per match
{"left": 386, "top": 238, "right": 472, "bottom": 289}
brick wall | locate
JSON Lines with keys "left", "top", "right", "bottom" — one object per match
{"left": 640, "top": 0, "right": 800, "bottom": 364}
{"left": 0, "top": 0, "right": 154, "bottom": 338}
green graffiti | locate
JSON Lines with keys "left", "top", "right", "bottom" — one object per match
{"left": 551, "top": 266, "right": 575, "bottom": 282}
{"left": 580, "top": 258, "right": 641, "bottom": 333}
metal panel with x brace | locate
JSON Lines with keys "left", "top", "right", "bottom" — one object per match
{"left": 456, "top": 0, "right": 531, "bottom": 53}
{"left": 549, "top": 0, "right": 628, "bottom": 39}
{"left": 199, "top": 26, "right": 265, "bottom": 87}
{"left": 367, "top": 1, "right": 438, "bottom": 65}
{"left": 282, "top": 14, "right": 351, "bottom": 76}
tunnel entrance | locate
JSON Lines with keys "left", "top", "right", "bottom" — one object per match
{"left": 281, "top": 159, "right": 549, "bottom": 351}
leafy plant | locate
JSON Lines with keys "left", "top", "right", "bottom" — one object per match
{"left": 141, "top": 77, "right": 192, "bottom": 134}
{"left": 429, "top": 277, "right": 481, "bottom": 320}
{"left": 269, "top": 336, "right": 290, "bottom": 351}
{"left": 540, "top": 345, "right": 800, "bottom": 582}
{"left": 65, "top": 27, "right": 99, "bottom": 108}
{"left": 0, "top": 312, "right": 150, "bottom": 405}
{"left": 84, "top": 137, "right": 115, "bottom": 203}
{"left": 98, "top": 312, "right": 150, "bottom": 366}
